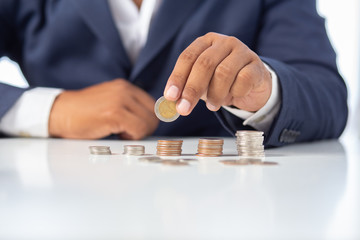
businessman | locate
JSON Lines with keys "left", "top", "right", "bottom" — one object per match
{"left": 0, "top": 0, "right": 348, "bottom": 147}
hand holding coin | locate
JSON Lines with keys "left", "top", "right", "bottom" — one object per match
{"left": 163, "top": 32, "right": 272, "bottom": 116}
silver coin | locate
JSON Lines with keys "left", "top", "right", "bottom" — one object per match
{"left": 236, "top": 139, "right": 264, "bottom": 142}
{"left": 235, "top": 130, "right": 265, "bottom": 158}
{"left": 237, "top": 145, "right": 264, "bottom": 149}
{"left": 236, "top": 140, "right": 264, "bottom": 144}
{"left": 236, "top": 137, "right": 264, "bottom": 141}
{"left": 238, "top": 152, "right": 265, "bottom": 155}
{"left": 235, "top": 130, "right": 264, "bottom": 136}
{"left": 89, "top": 146, "right": 111, "bottom": 155}
{"left": 237, "top": 152, "right": 265, "bottom": 156}
{"left": 237, "top": 145, "right": 264, "bottom": 148}
{"left": 123, "top": 145, "right": 145, "bottom": 155}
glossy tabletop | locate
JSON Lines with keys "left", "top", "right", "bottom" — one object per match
{"left": 0, "top": 136, "right": 359, "bottom": 240}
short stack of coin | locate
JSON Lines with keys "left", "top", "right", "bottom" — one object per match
{"left": 235, "top": 131, "right": 265, "bottom": 158}
{"left": 196, "top": 138, "right": 224, "bottom": 157}
{"left": 123, "top": 145, "right": 145, "bottom": 156}
{"left": 156, "top": 140, "right": 183, "bottom": 156}
{"left": 89, "top": 146, "right": 111, "bottom": 155}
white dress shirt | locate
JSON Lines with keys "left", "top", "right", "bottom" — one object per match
{"left": 0, "top": 0, "right": 281, "bottom": 137}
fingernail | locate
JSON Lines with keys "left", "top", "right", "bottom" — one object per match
{"left": 206, "top": 102, "right": 218, "bottom": 111}
{"left": 177, "top": 99, "right": 191, "bottom": 115}
{"left": 165, "top": 85, "right": 179, "bottom": 100}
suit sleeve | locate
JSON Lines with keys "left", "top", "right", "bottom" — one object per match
{"left": 217, "top": 0, "right": 348, "bottom": 147}
{"left": 0, "top": 1, "right": 28, "bottom": 119}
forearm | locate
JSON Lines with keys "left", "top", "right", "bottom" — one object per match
{"left": 0, "top": 87, "right": 62, "bottom": 137}
{"left": 263, "top": 57, "right": 347, "bottom": 146}
{"left": 216, "top": 56, "right": 347, "bottom": 147}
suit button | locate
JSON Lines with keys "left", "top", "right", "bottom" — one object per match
{"left": 290, "top": 130, "right": 300, "bottom": 142}
{"left": 279, "top": 129, "right": 300, "bottom": 143}
{"left": 279, "top": 129, "right": 289, "bottom": 143}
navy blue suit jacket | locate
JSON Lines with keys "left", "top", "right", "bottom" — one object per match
{"left": 0, "top": 0, "right": 348, "bottom": 147}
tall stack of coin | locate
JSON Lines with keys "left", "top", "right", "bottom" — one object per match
{"left": 235, "top": 131, "right": 265, "bottom": 158}
{"left": 156, "top": 140, "right": 183, "bottom": 156}
{"left": 89, "top": 146, "right": 111, "bottom": 155}
{"left": 197, "top": 138, "right": 224, "bottom": 157}
{"left": 123, "top": 145, "right": 145, "bottom": 156}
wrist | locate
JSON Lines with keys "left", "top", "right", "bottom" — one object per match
{"left": 48, "top": 91, "right": 67, "bottom": 137}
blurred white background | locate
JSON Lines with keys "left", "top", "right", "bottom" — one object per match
{"left": 0, "top": 0, "right": 359, "bottom": 137}
{"left": 317, "top": 0, "right": 360, "bottom": 139}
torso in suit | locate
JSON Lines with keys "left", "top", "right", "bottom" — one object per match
{"left": 0, "top": 0, "right": 348, "bottom": 147}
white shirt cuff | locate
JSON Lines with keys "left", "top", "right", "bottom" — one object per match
{"left": 0, "top": 87, "right": 63, "bottom": 137}
{"left": 222, "top": 63, "right": 281, "bottom": 134}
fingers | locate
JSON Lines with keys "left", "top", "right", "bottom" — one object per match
{"left": 230, "top": 62, "right": 272, "bottom": 112}
{"left": 125, "top": 96, "right": 159, "bottom": 130}
{"left": 129, "top": 83, "right": 156, "bottom": 113}
{"left": 106, "top": 80, "right": 158, "bottom": 139}
{"left": 112, "top": 109, "right": 152, "bottom": 140}
{"left": 164, "top": 32, "right": 271, "bottom": 115}
{"left": 205, "top": 47, "right": 253, "bottom": 111}
{"left": 230, "top": 63, "right": 262, "bottom": 97}
{"left": 165, "top": 34, "right": 236, "bottom": 116}
{"left": 179, "top": 42, "right": 235, "bottom": 115}
{"left": 164, "top": 36, "right": 212, "bottom": 102}
{"left": 164, "top": 33, "right": 264, "bottom": 116}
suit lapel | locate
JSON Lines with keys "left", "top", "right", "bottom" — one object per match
{"left": 130, "top": 0, "right": 203, "bottom": 80}
{"left": 71, "top": 0, "right": 131, "bottom": 70}
{"left": 71, "top": 0, "right": 202, "bottom": 81}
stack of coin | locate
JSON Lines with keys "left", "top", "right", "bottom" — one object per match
{"left": 89, "top": 146, "right": 111, "bottom": 155}
{"left": 156, "top": 140, "right": 183, "bottom": 156}
{"left": 197, "top": 138, "right": 224, "bottom": 157}
{"left": 235, "top": 131, "right": 265, "bottom": 158}
{"left": 123, "top": 145, "right": 145, "bottom": 156}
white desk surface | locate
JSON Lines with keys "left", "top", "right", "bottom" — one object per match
{"left": 0, "top": 136, "right": 359, "bottom": 240}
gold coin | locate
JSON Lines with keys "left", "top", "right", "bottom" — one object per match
{"left": 156, "top": 139, "right": 183, "bottom": 156}
{"left": 155, "top": 96, "right": 180, "bottom": 122}
{"left": 197, "top": 138, "right": 224, "bottom": 157}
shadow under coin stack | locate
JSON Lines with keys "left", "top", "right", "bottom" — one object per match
{"left": 156, "top": 140, "right": 183, "bottom": 156}
{"left": 123, "top": 145, "right": 145, "bottom": 156}
{"left": 235, "top": 131, "right": 265, "bottom": 158}
{"left": 196, "top": 138, "right": 224, "bottom": 157}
